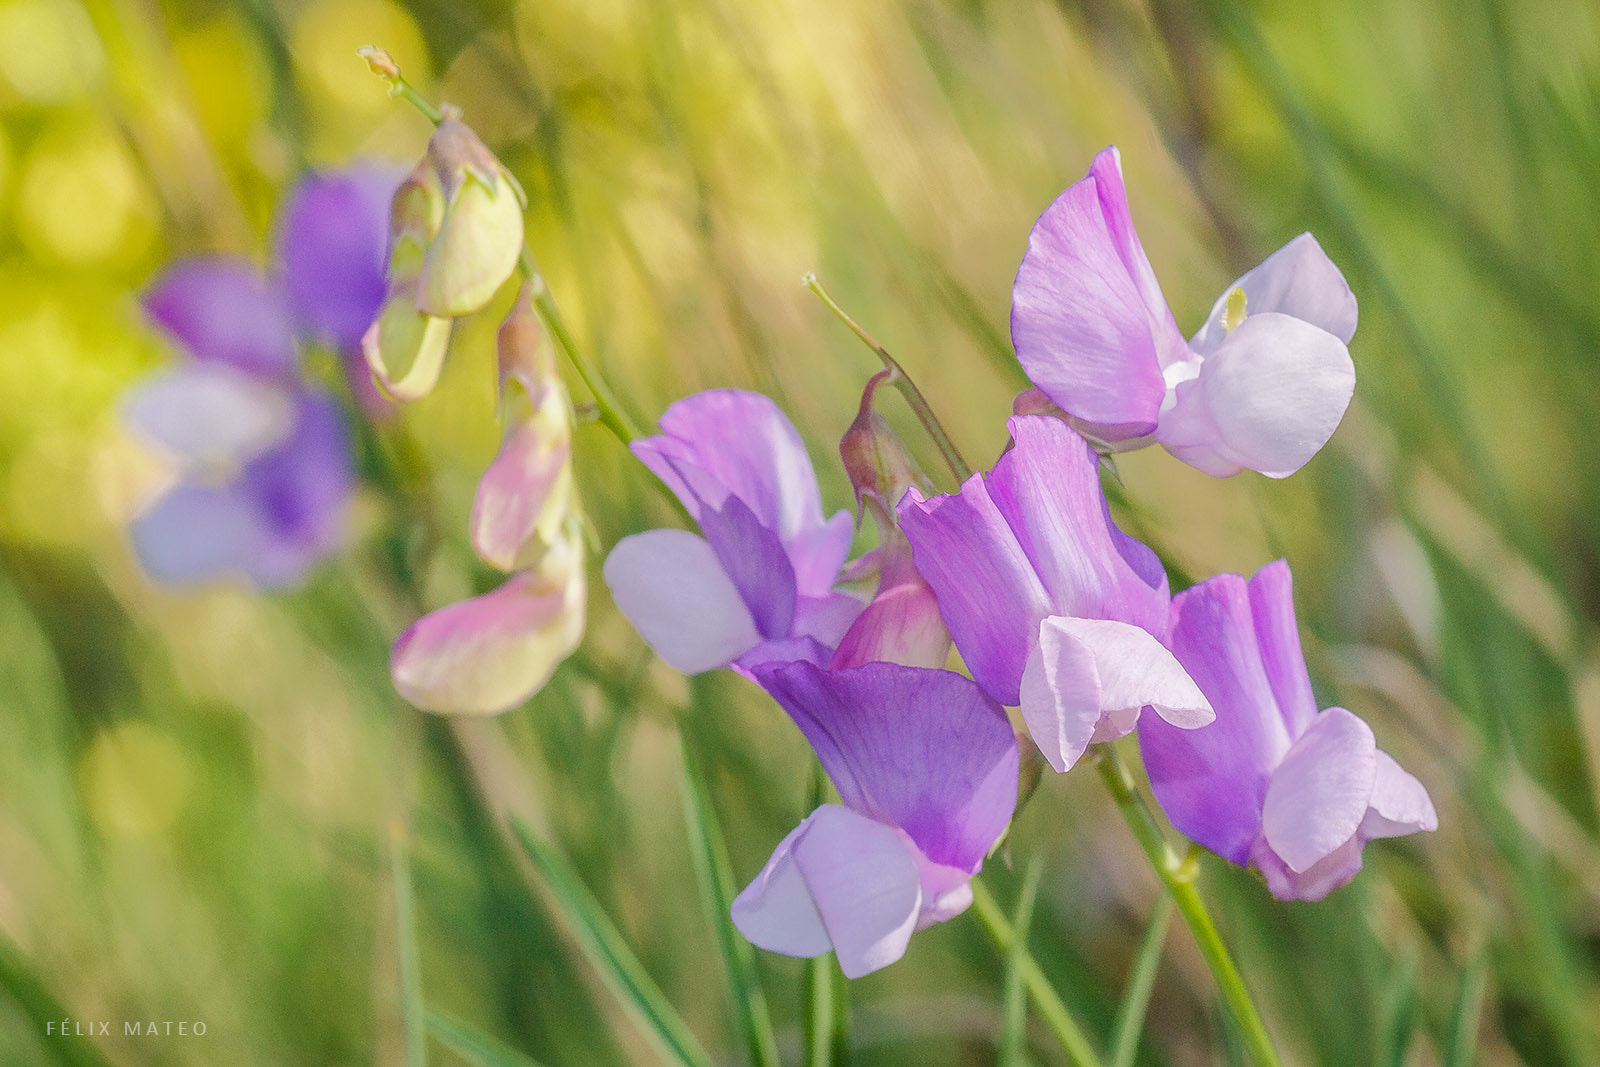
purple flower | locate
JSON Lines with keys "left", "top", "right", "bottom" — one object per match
{"left": 732, "top": 661, "right": 1017, "bottom": 977}
{"left": 1138, "top": 561, "right": 1437, "bottom": 901}
{"left": 1011, "top": 146, "right": 1356, "bottom": 478}
{"left": 124, "top": 167, "right": 396, "bottom": 588}
{"left": 898, "top": 414, "right": 1212, "bottom": 771}
{"left": 603, "top": 390, "right": 863, "bottom": 673}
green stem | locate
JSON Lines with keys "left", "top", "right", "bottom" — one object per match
{"left": 520, "top": 257, "right": 645, "bottom": 444}
{"left": 802, "top": 273, "right": 973, "bottom": 484}
{"left": 970, "top": 879, "right": 1105, "bottom": 1067}
{"left": 1092, "top": 744, "right": 1282, "bottom": 1067}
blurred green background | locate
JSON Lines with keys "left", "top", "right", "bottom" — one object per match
{"left": 3, "top": 0, "right": 1600, "bottom": 1063}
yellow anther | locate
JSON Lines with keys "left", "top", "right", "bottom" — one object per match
{"left": 1223, "top": 286, "right": 1248, "bottom": 332}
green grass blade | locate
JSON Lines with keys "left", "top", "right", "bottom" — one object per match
{"left": 677, "top": 727, "right": 781, "bottom": 1067}
{"left": 1375, "top": 950, "right": 1419, "bottom": 1067}
{"left": 425, "top": 1009, "right": 546, "bottom": 1067}
{"left": 392, "top": 816, "right": 428, "bottom": 1067}
{"left": 801, "top": 763, "right": 848, "bottom": 1067}
{"left": 1442, "top": 951, "right": 1488, "bottom": 1067}
{"left": 509, "top": 818, "right": 713, "bottom": 1067}
{"left": 1000, "top": 855, "right": 1044, "bottom": 1067}
{"left": 1109, "top": 892, "right": 1174, "bottom": 1067}
{"left": 0, "top": 930, "right": 115, "bottom": 1067}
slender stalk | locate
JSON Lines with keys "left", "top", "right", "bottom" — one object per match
{"left": 1109, "top": 892, "right": 1174, "bottom": 1067}
{"left": 1091, "top": 744, "right": 1283, "bottom": 1067}
{"left": 802, "top": 273, "right": 973, "bottom": 484}
{"left": 999, "top": 856, "right": 1044, "bottom": 1067}
{"left": 970, "top": 879, "right": 1105, "bottom": 1067}
{"left": 520, "top": 259, "right": 644, "bottom": 443}
{"left": 390, "top": 815, "right": 429, "bottom": 1067}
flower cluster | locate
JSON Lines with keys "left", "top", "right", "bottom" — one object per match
{"left": 365, "top": 115, "right": 586, "bottom": 716}
{"left": 124, "top": 167, "right": 394, "bottom": 587}
{"left": 604, "top": 146, "right": 1435, "bottom": 977}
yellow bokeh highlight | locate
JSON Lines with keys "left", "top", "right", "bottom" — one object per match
{"left": 79, "top": 722, "right": 193, "bottom": 837}
{"left": 173, "top": 16, "right": 270, "bottom": 148}
{"left": 293, "top": 0, "right": 427, "bottom": 127}
{"left": 15, "top": 119, "right": 157, "bottom": 267}
{"left": 0, "top": 0, "right": 104, "bottom": 106}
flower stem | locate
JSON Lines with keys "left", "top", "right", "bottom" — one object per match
{"left": 802, "top": 273, "right": 973, "bottom": 484}
{"left": 1091, "top": 743, "right": 1283, "bottom": 1067}
{"left": 519, "top": 255, "right": 645, "bottom": 444}
{"left": 969, "top": 878, "right": 1105, "bottom": 1067}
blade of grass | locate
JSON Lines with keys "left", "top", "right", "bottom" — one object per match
{"left": 426, "top": 1009, "right": 546, "bottom": 1067}
{"left": 1443, "top": 951, "right": 1488, "bottom": 1067}
{"left": 509, "top": 818, "right": 713, "bottom": 1067}
{"left": 0, "top": 930, "right": 115, "bottom": 1067}
{"left": 1375, "top": 950, "right": 1419, "bottom": 1067}
{"left": 1109, "top": 892, "right": 1174, "bottom": 1067}
{"left": 801, "top": 763, "right": 849, "bottom": 1067}
{"left": 1000, "top": 856, "right": 1045, "bottom": 1067}
{"left": 391, "top": 816, "right": 428, "bottom": 1067}
{"left": 677, "top": 725, "right": 781, "bottom": 1067}
{"left": 970, "top": 878, "right": 1106, "bottom": 1067}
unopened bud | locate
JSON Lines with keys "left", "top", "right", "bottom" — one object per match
{"left": 417, "top": 118, "right": 526, "bottom": 317}
{"left": 497, "top": 284, "right": 557, "bottom": 405}
{"left": 363, "top": 161, "right": 452, "bottom": 401}
{"left": 840, "top": 371, "right": 923, "bottom": 518}
{"left": 357, "top": 45, "right": 400, "bottom": 82}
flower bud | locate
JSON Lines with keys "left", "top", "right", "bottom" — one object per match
{"left": 417, "top": 117, "right": 526, "bottom": 317}
{"left": 471, "top": 292, "right": 574, "bottom": 573}
{"left": 839, "top": 371, "right": 923, "bottom": 518}
{"left": 363, "top": 161, "right": 452, "bottom": 401}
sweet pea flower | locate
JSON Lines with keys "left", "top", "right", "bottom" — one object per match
{"left": 898, "top": 414, "right": 1212, "bottom": 772}
{"left": 124, "top": 165, "right": 396, "bottom": 588}
{"left": 388, "top": 287, "right": 585, "bottom": 715}
{"left": 603, "top": 390, "right": 862, "bottom": 674}
{"left": 1138, "top": 561, "right": 1437, "bottom": 901}
{"left": 732, "top": 661, "right": 1017, "bottom": 977}
{"left": 1011, "top": 146, "right": 1357, "bottom": 478}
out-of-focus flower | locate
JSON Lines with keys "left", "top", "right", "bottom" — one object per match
{"left": 1011, "top": 147, "right": 1356, "bottom": 478}
{"left": 126, "top": 214, "right": 366, "bottom": 588}
{"left": 898, "top": 414, "right": 1211, "bottom": 771}
{"left": 1138, "top": 561, "right": 1436, "bottom": 901}
{"left": 363, "top": 159, "right": 451, "bottom": 401}
{"left": 388, "top": 286, "right": 584, "bottom": 715}
{"left": 603, "top": 390, "right": 863, "bottom": 674}
{"left": 732, "top": 660, "right": 1017, "bottom": 978}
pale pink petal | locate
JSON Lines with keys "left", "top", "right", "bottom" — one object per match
{"left": 390, "top": 560, "right": 585, "bottom": 715}
{"left": 1020, "top": 616, "right": 1212, "bottom": 772}
{"left": 731, "top": 804, "right": 924, "bottom": 979}
{"left": 602, "top": 529, "right": 760, "bottom": 673}
{"left": 1362, "top": 749, "right": 1437, "bottom": 838}
{"left": 1262, "top": 707, "right": 1378, "bottom": 873}
{"left": 470, "top": 414, "right": 571, "bottom": 573}
{"left": 1190, "top": 233, "right": 1357, "bottom": 356}
{"left": 1156, "top": 312, "right": 1355, "bottom": 479}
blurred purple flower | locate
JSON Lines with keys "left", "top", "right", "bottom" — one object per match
{"left": 732, "top": 660, "right": 1017, "bottom": 977}
{"left": 1011, "top": 146, "right": 1356, "bottom": 478}
{"left": 124, "top": 167, "right": 397, "bottom": 588}
{"left": 1138, "top": 561, "right": 1436, "bottom": 901}
{"left": 603, "top": 390, "right": 863, "bottom": 674}
{"left": 898, "top": 414, "right": 1211, "bottom": 771}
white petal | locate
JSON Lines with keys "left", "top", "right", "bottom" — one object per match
{"left": 1262, "top": 708, "right": 1378, "bottom": 873}
{"left": 602, "top": 529, "right": 760, "bottom": 673}
{"left": 1190, "top": 232, "right": 1357, "bottom": 356}
{"left": 123, "top": 364, "right": 292, "bottom": 465}
{"left": 1019, "top": 616, "right": 1212, "bottom": 773}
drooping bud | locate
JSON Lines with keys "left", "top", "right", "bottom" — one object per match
{"left": 828, "top": 526, "right": 950, "bottom": 670}
{"left": 363, "top": 160, "right": 452, "bottom": 401}
{"left": 417, "top": 116, "right": 526, "bottom": 317}
{"left": 390, "top": 527, "right": 586, "bottom": 715}
{"left": 470, "top": 288, "right": 574, "bottom": 572}
{"left": 839, "top": 370, "right": 924, "bottom": 519}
